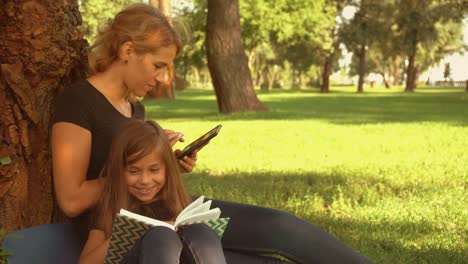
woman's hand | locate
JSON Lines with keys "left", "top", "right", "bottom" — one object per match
{"left": 164, "top": 129, "right": 184, "bottom": 147}
{"left": 175, "top": 149, "right": 198, "bottom": 173}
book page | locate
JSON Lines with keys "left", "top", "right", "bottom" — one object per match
{"left": 186, "top": 200, "right": 212, "bottom": 216}
{"left": 176, "top": 208, "right": 221, "bottom": 227}
{"left": 176, "top": 200, "right": 212, "bottom": 226}
{"left": 176, "top": 196, "right": 205, "bottom": 224}
{"left": 120, "top": 209, "right": 175, "bottom": 230}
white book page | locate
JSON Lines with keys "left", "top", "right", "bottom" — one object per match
{"left": 176, "top": 208, "right": 221, "bottom": 227}
{"left": 176, "top": 200, "right": 212, "bottom": 226}
{"left": 120, "top": 209, "right": 175, "bottom": 230}
{"left": 185, "top": 200, "right": 212, "bottom": 217}
{"left": 176, "top": 196, "right": 205, "bottom": 224}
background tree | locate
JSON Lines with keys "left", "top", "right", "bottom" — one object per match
{"left": 444, "top": 63, "right": 452, "bottom": 83}
{"left": 173, "top": 0, "right": 207, "bottom": 90}
{"left": 319, "top": 0, "right": 347, "bottom": 93}
{"left": 0, "top": 0, "right": 87, "bottom": 231}
{"left": 414, "top": 20, "right": 465, "bottom": 85}
{"left": 206, "top": 0, "right": 267, "bottom": 113}
{"left": 340, "top": 0, "right": 390, "bottom": 92}
{"left": 395, "top": 0, "right": 465, "bottom": 92}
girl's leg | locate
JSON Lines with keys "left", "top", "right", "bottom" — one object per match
{"left": 123, "top": 226, "right": 182, "bottom": 264}
{"left": 178, "top": 223, "right": 227, "bottom": 264}
{"left": 211, "top": 199, "right": 372, "bottom": 264}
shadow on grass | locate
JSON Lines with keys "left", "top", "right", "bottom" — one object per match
{"left": 183, "top": 171, "right": 466, "bottom": 264}
{"left": 309, "top": 215, "right": 467, "bottom": 264}
{"left": 184, "top": 171, "right": 440, "bottom": 211}
{"left": 143, "top": 89, "right": 468, "bottom": 126}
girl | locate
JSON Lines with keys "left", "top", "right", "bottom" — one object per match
{"left": 79, "top": 119, "right": 226, "bottom": 264}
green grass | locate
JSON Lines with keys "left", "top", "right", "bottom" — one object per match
{"left": 143, "top": 86, "right": 468, "bottom": 264}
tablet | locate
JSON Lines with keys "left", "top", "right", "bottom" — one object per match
{"left": 176, "top": 125, "right": 222, "bottom": 159}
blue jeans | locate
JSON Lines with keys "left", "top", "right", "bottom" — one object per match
{"left": 123, "top": 224, "right": 226, "bottom": 264}
{"left": 211, "top": 199, "right": 373, "bottom": 264}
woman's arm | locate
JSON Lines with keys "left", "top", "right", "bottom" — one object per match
{"left": 52, "top": 122, "right": 104, "bottom": 217}
{"left": 79, "top": 229, "right": 110, "bottom": 264}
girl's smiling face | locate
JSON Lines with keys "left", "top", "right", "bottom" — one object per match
{"left": 125, "top": 150, "right": 166, "bottom": 203}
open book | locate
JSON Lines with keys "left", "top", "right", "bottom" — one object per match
{"left": 105, "top": 196, "right": 229, "bottom": 264}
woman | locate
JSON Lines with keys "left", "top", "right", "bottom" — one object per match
{"left": 52, "top": 3, "right": 371, "bottom": 263}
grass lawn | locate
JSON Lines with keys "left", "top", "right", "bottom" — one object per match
{"left": 143, "top": 86, "right": 467, "bottom": 264}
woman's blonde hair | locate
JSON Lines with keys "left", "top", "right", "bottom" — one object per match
{"left": 88, "top": 3, "right": 183, "bottom": 75}
{"left": 91, "top": 119, "right": 191, "bottom": 236}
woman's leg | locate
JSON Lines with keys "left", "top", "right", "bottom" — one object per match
{"left": 178, "top": 223, "right": 227, "bottom": 264}
{"left": 211, "top": 199, "right": 372, "bottom": 264}
{"left": 223, "top": 250, "right": 291, "bottom": 264}
{"left": 123, "top": 226, "right": 182, "bottom": 264}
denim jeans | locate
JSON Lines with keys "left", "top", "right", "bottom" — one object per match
{"left": 211, "top": 199, "right": 373, "bottom": 264}
{"left": 123, "top": 224, "right": 226, "bottom": 264}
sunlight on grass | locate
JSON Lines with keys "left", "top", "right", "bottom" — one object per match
{"left": 143, "top": 86, "right": 467, "bottom": 263}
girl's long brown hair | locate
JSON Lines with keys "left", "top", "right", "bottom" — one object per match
{"left": 92, "top": 119, "right": 191, "bottom": 237}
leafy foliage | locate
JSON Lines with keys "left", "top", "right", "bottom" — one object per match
{"left": 79, "top": 0, "right": 138, "bottom": 43}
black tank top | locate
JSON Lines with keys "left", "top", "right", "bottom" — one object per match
{"left": 53, "top": 79, "right": 145, "bottom": 180}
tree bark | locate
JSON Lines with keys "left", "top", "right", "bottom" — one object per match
{"left": 392, "top": 57, "right": 401, "bottom": 86}
{"left": 357, "top": 44, "right": 366, "bottom": 93}
{"left": 320, "top": 56, "right": 332, "bottom": 93}
{"left": 379, "top": 72, "right": 390, "bottom": 88}
{"left": 405, "top": 30, "right": 418, "bottom": 92}
{"left": 0, "top": 0, "right": 87, "bottom": 232}
{"left": 405, "top": 53, "right": 416, "bottom": 92}
{"left": 320, "top": 33, "right": 341, "bottom": 93}
{"left": 206, "top": 0, "right": 267, "bottom": 113}
{"left": 320, "top": 0, "right": 344, "bottom": 94}
{"left": 260, "top": 66, "right": 269, "bottom": 91}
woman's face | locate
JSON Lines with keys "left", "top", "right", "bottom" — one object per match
{"left": 125, "top": 150, "right": 166, "bottom": 203}
{"left": 124, "top": 44, "right": 177, "bottom": 97}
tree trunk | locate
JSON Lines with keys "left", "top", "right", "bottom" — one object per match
{"left": 206, "top": 0, "right": 267, "bottom": 113}
{"left": 149, "top": 0, "right": 171, "bottom": 16}
{"left": 0, "top": 0, "right": 87, "bottom": 232}
{"left": 260, "top": 66, "right": 269, "bottom": 91}
{"left": 269, "top": 66, "right": 278, "bottom": 89}
{"left": 392, "top": 57, "right": 400, "bottom": 86}
{"left": 405, "top": 30, "right": 418, "bottom": 92}
{"left": 379, "top": 72, "right": 390, "bottom": 88}
{"left": 405, "top": 53, "right": 416, "bottom": 92}
{"left": 292, "top": 70, "right": 299, "bottom": 89}
{"left": 147, "top": 0, "right": 175, "bottom": 99}
{"left": 320, "top": 56, "right": 332, "bottom": 93}
{"left": 357, "top": 44, "right": 366, "bottom": 93}
{"left": 255, "top": 69, "right": 262, "bottom": 88}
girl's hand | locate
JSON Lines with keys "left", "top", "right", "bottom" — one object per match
{"left": 175, "top": 150, "right": 198, "bottom": 173}
{"left": 164, "top": 129, "right": 184, "bottom": 147}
